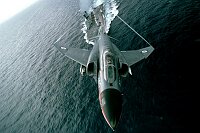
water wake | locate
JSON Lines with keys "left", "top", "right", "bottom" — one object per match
{"left": 80, "top": 0, "right": 119, "bottom": 44}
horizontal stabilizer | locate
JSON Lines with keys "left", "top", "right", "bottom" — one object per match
{"left": 54, "top": 42, "right": 91, "bottom": 66}
{"left": 121, "top": 46, "right": 154, "bottom": 66}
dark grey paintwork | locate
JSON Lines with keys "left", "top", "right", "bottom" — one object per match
{"left": 53, "top": 4, "right": 154, "bottom": 130}
{"left": 99, "top": 89, "right": 122, "bottom": 130}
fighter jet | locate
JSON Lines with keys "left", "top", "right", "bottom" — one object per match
{"left": 53, "top": 25, "right": 154, "bottom": 130}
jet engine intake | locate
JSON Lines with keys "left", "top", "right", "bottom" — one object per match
{"left": 118, "top": 63, "right": 129, "bottom": 77}
{"left": 87, "top": 62, "right": 97, "bottom": 76}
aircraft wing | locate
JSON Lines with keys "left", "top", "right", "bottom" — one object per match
{"left": 121, "top": 46, "right": 154, "bottom": 66}
{"left": 54, "top": 42, "right": 91, "bottom": 66}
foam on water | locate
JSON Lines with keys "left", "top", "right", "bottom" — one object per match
{"left": 104, "top": 0, "right": 119, "bottom": 33}
{"left": 93, "top": 0, "right": 105, "bottom": 8}
{"left": 81, "top": 0, "right": 119, "bottom": 44}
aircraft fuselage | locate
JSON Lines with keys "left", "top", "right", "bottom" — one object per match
{"left": 97, "top": 32, "right": 122, "bottom": 130}
{"left": 54, "top": 7, "right": 154, "bottom": 130}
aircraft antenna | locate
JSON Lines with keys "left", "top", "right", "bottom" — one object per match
{"left": 116, "top": 15, "right": 152, "bottom": 46}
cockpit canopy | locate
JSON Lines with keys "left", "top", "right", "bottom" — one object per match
{"left": 103, "top": 51, "right": 116, "bottom": 83}
{"left": 105, "top": 54, "right": 113, "bottom": 65}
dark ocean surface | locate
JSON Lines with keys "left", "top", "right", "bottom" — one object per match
{"left": 0, "top": 0, "right": 199, "bottom": 132}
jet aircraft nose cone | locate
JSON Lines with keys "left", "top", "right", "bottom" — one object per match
{"left": 99, "top": 89, "right": 122, "bottom": 130}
